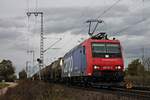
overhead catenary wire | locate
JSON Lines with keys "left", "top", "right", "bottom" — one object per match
{"left": 34, "top": 0, "right": 39, "bottom": 36}
{"left": 142, "top": 0, "right": 145, "bottom": 20}
{"left": 26, "top": 0, "right": 30, "bottom": 33}
{"left": 34, "top": 0, "right": 38, "bottom": 32}
{"left": 27, "top": 0, "right": 30, "bottom": 12}
{"left": 69, "top": 0, "right": 123, "bottom": 43}
{"left": 56, "top": 0, "right": 110, "bottom": 50}
{"left": 82, "top": 0, "right": 123, "bottom": 38}
{"left": 97, "top": 0, "right": 123, "bottom": 19}
{"left": 35, "top": 0, "right": 38, "bottom": 12}
{"left": 114, "top": 0, "right": 147, "bottom": 34}
{"left": 142, "top": 0, "right": 145, "bottom": 28}
{"left": 26, "top": 0, "right": 40, "bottom": 51}
{"left": 60, "top": 0, "right": 98, "bottom": 50}
{"left": 26, "top": 0, "right": 32, "bottom": 57}
{"left": 115, "top": 18, "right": 149, "bottom": 34}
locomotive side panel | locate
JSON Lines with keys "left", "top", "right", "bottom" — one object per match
{"left": 62, "top": 46, "right": 87, "bottom": 77}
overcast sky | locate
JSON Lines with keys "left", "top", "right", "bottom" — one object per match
{"left": 0, "top": 0, "right": 150, "bottom": 74}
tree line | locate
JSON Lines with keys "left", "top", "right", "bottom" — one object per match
{"left": 0, "top": 60, "right": 16, "bottom": 81}
{"left": 0, "top": 59, "right": 27, "bottom": 81}
{"left": 125, "top": 58, "right": 150, "bottom": 76}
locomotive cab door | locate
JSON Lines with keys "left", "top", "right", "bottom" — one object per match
{"left": 80, "top": 46, "right": 87, "bottom": 76}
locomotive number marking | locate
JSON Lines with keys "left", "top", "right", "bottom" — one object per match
{"left": 63, "top": 56, "right": 73, "bottom": 76}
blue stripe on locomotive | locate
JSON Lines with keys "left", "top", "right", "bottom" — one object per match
{"left": 62, "top": 45, "right": 86, "bottom": 77}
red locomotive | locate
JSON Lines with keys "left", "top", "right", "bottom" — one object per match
{"left": 62, "top": 19, "right": 124, "bottom": 84}
{"left": 62, "top": 33, "right": 124, "bottom": 84}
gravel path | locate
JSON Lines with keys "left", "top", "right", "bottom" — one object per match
{"left": 0, "top": 82, "right": 18, "bottom": 95}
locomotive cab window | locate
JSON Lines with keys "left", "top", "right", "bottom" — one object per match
{"left": 106, "top": 44, "right": 120, "bottom": 53}
{"left": 83, "top": 46, "right": 86, "bottom": 55}
{"left": 92, "top": 43, "right": 122, "bottom": 58}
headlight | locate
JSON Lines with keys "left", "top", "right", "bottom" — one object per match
{"left": 115, "top": 66, "right": 121, "bottom": 70}
{"left": 94, "top": 65, "right": 100, "bottom": 69}
{"left": 118, "top": 66, "right": 121, "bottom": 69}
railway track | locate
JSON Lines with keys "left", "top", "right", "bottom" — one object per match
{"left": 63, "top": 83, "right": 150, "bottom": 100}
{"left": 107, "top": 87, "right": 150, "bottom": 99}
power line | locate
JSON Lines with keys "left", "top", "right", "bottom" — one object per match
{"left": 63, "top": 0, "right": 121, "bottom": 51}
{"left": 111, "top": 0, "right": 147, "bottom": 34}
{"left": 44, "top": 38, "right": 62, "bottom": 53}
{"left": 60, "top": 0, "right": 96, "bottom": 50}
{"left": 83, "top": 0, "right": 123, "bottom": 37}
{"left": 97, "top": 0, "right": 123, "bottom": 19}
{"left": 95, "top": 0, "right": 147, "bottom": 35}
{"left": 35, "top": 0, "right": 38, "bottom": 12}
{"left": 26, "top": 0, "right": 30, "bottom": 12}
{"left": 76, "top": 0, "right": 102, "bottom": 35}
{"left": 115, "top": 17, "right": 149, "bottom": 34}
{"left": 51, "top": 0, "right": 98, "bottom": 49}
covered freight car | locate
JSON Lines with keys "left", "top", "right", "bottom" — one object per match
{"left": 50, "top": 58, "right": 62, "bottom": 82}
{"left": 32, "top": 58, "right": 62, "bottom": 82}
{"left": 41, "top": 64, "right": 52, "bottom": 81}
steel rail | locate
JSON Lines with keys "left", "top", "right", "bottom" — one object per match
{"left": 61, "top": 83, "right": 150, "bottom": 99}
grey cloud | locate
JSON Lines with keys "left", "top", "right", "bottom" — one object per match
{"left": 0, "top": 17, "right": 25, "bottom": 28}
{"left": 0, "top": 16, "right": 27, "bottom": 50}
{"left": 102, "top": 6, "right": 150, "bottom": 37}
{"left": 119, "top": 35, "right": 150, "bottom": 59}
{"left": 11, "top": 42, "right": 29, "bottom": 51}
{"left": 144, "top": 0, "right": 150, "bottom": 2}
{"left": 122, "top": 7, "right": 150, "bottom": 25}
{"left": 0, "top": 28, "right": 20, "bottom": 41}
{"left": 31, "top": 5, "right": 129, "bottom": 35}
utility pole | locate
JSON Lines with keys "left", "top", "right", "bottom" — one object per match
{"left": 26, "top": 61, "right": 28, "bottom": 77}
{"left": 27, "top": 50, "right": 35, "bottom": 67}
{"left": 27, "top": 12, "right": 44, "bottom": 80}
{"left": 141, "top": 47, "right": 145, "bottom": 65}
{"left": 141, "top": 47, "right": 145, "bottom": 86}
{"left": 26, "top": 61, "right": 30, "bottom": 78}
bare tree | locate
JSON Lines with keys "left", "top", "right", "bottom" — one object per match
{"left": 143, "top": 57, "right": 150, "bottom": 71}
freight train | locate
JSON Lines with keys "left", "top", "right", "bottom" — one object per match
{"left": 32, "top": 33, "right": 124, "bottom": 86}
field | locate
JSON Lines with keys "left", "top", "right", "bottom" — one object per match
{"left": 125, "top": 75, "right": 150, "bottom": 87}
{"left": 0, "top": 80, "right": 146, "bottom": 100}
{"left": 0, "top": 83, "right": 9, "bottom": 89}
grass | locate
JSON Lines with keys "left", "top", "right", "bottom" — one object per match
{"left": 0, "top": 80, "right": 147, "bottom": 100}
{"left": 0, "top": 80, "right": 73, "bottom": 100}
{"left": 0, "top": 83, "right": 9, "bottom": 89}
{"left": 125, "top": 75, "right": 150, "bottom": 87}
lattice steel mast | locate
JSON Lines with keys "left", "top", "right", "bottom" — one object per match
{"left": 27, "top": 12, "right": 44, "bottom": 80}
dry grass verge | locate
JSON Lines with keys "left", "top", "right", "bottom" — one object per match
{"left": 0, "top": 83, "right": 9, "bottom": 89}
{"left": 0, "top": 80, "right": 72, "bottom": 100}
{"left": 125, "top": 76, "right": 150, "bottom": 87}
{"left": 0, "top": 80, "right": 147, "bottom": 100}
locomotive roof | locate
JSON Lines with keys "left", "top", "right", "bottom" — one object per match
{"left": 64, "top": 38, "right": 120, "bottom": 57}
{"left": 82, "top": 38, "right": 120, "bottom": 44}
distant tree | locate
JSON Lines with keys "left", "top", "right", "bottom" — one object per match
{"left": 126, "top": 59, "right": 145, "bottom": 76}
{"left": 19, "top": 70, "right": 27, "bottom": 80}
{"left": 0, "top": 60, "right": 16, "bottom": 81}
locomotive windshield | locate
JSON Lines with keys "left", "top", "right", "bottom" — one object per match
{"left": 92, "top": 43, "right": 122, "bottom": 58}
